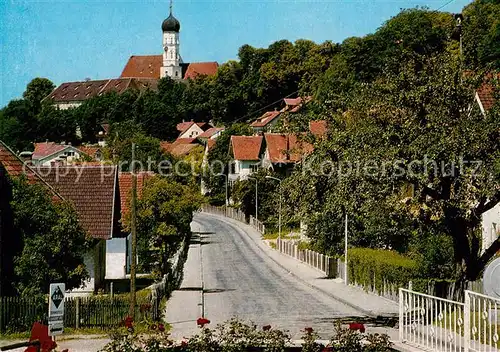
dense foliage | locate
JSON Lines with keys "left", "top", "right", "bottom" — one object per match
{"left": 7, "top": 177, "right": 90, "bottom": 296}
{"left": 135, "top": 176, "right": 204, "bottom": 278}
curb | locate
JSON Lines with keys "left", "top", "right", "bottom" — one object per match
{"left": 200, "top": 213, "right": 380, "bottom": 318}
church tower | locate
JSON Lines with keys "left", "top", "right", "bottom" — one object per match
{"left": 160, "top": 0, "right": 183, "bottom": 80}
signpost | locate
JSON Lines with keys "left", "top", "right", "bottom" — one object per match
{"left": 48, "top": 283, "right": 65, "bottom": 336}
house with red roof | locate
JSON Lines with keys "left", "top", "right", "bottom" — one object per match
{"left": 31, "top": 142, "right": 102, "bottom": 166}
{"left": 250, "top": 111, "right": 282, "bottom": 134}
{"left": 261, "top": 133, "right": 314, "bottom": 174}
{"left": 176, "top": 121, "right": 211, "bottom": 139}
{"left": 229, "top": 136, "right": 263, "bottom": 182}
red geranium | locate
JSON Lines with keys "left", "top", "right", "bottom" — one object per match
{"left": 262, "top": 325, "right": 271, "bottom": 331}
{"left": 124, "top": 316, "right": 133, "bottom": 328}
{"left": 197, "top": 317, "right": 210, "bottom": 327}
{"left": 305, "top": 327, "right": 314, "bottom": 334}
{"left": 348, "top": 323, "right": 365, "bottom": 333}
{"left": 158, "top": 323, "right": 165, "bottom": 332}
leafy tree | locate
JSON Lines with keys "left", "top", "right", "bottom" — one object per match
{"left": 135, "top": 176, "right": 204, "bottom": 277}
{"left": 0, "top": 99, "right": 36, "bottom": 151}
{"left": 36, "top": 103, "right": 77, "bottom": 144}
{"left": 10, "top": 177, "right": 90, "bottom": 296}
{"left": 291, "top": 53, "right": 499, "bottom": 283}
{"left": 23, "top": 78, "right": 55, "bottom": 114}
{"left": 106, "top": 121, "right": 167, "bottom": 172}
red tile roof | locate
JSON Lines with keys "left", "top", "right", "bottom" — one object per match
{"left": 198, "top": 127, "right": 224, "bottom": 139}
{"left": 47, "top": 78, "right": 159, "bottom": 103}
{"left": 77, "top": 146, "right": 101, "bottom": 158}
{"left": 309, "top": 120, "right": 328, "bottom": 137}
{"left": 0, "top": 140, "right": 53, "bottom": 187}
{"left": 38, "top": 165, "right": 118, "bottom": 239}
{"left": 118, "top": 172, "right": 153, "bottom": 217}
{"left": 184, "top": 62, "right": 219, "bottom": 80}
{"left": 231, "top": 136, "right": 263, "bottom": 161}
{"left": 120, "top": 56, "right": 218, "bottom": 80}
{"left": 250, "top": 111, "right": 281, "bottom": 128}
{"left": 176, "top": 121, "right": 210, "bottom": 134}
{"left": 120, "top": 55, "right": 163, "bottom": 79}
{"left": 33, "top": 142, "right": 69, "bottom": 160}
{"left": 46, "top": 80, "right": 109, "bottom": 103}
{"left": 161, "top": 138, "right": 202, "bottom": 156}
{"left": 264, "top": 133, "right": 314, "bottom": 164}
{"left": 207, "top": 139, "right": 216, "bottom": 151}
{"left": 477, "top": 74, "right": 499, "bottom": 112}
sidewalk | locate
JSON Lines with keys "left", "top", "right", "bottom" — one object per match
{"left": 211, "top": 214, "right": 399, "bottom": 317}
{"left": 164, "top": 240, "right": 203, "bottom": 340}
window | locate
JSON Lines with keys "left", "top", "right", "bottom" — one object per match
{"left": 175, "top": 71, "right": 178, "bottom": 77}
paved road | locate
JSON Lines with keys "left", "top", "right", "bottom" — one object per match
{"left": 185, "top": 212, "right": 362, "bottom": 339}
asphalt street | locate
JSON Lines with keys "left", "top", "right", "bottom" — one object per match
{"left": 185, "top": 212, "right": 363, "bottom": 339}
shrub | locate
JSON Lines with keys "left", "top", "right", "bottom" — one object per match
{"left": 347, "top": 248, "right": 417, "bottom": 292}
{"left": 100, "top": 318, "right": 392, "bottom": 352}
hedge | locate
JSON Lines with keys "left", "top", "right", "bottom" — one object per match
{"left": 347, "top": 248, "right": 418, "bottom": 293}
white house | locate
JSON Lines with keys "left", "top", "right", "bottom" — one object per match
{"left": 176, "top": 121, "right": 211, "bottom": 139}
{"left": 229, "top": 136, "right": 263, "bottom": 182}
{"left": 32, "top": 142, "right": 89, "bottom": 166}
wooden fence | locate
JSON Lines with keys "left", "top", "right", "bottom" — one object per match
{"left": 0, "top": 295, "right": 152, "bottom": 333}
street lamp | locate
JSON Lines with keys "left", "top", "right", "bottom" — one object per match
{"left": 265, "top": 176, "right": 282, "bottom": 241}
{"left": 247, "top": 177, "right": 258, "bottom": 221}
{"left": 218, "top": 174, "right": 228, "bottom": 206}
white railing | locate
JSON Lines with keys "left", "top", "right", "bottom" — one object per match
{"left": 399, "top": 288, "right": 500, "bottom": 352}
{"left": 276, "top": 238, "right": 336, "bottom": 278}
{"left": 465, "top": 290, "right": 500, "bottom": 352}
{"left": 249, "top": 215, "right": 266, "bottom": 234}
{"left": 201, "top": 204, "right": 246, "bottom": 223}
{"left": 400, "top": 288, "right": 466, "bottom": 351}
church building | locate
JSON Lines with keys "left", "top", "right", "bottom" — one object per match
{"left": 46, "top": 3, "right": 218, "bottom": 109}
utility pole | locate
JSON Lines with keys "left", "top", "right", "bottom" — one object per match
{"left": 344, "top": 211, "right": 348, "bottom": 285}
{"left": 129, "top": 143, "right": 137, "bottom": 318}
{"left": 248, "top": 177, "right": 258, "bottom": 221}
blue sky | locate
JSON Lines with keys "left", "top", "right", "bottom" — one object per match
{"left": 0, "top": 0, "right": 472, "bottom": 108}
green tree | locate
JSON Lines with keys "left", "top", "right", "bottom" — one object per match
{"left": 23, "top": 78, "right": 55, "bottom": 114}
{"left": 10, "top": 177, "right": 90, "bottom": 296}
{"left": 135, "top": 177, "right": 204, "bottom": 277}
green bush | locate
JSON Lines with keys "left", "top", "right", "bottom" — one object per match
{"left": 347, "top": 248, "right": 417, "bottom": 292}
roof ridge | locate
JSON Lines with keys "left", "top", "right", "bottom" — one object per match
{"left": 0, "top": 139, "right": 64, "bottom": 200}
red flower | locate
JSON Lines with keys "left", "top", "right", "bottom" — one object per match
{"left": 262, "top": 325, "right": 271, "bottom": 331}
{"left": 158, "top": 323, "right": 165, "bottom": 332}
{"left": 181, "top": 340, "right": 188, "bottom": 347}
{"left": 305, "top": 327, "right": 314, "bottom": 334}
{"left": 124, "top": 316, "right": 134, "bottom": 328}
{"left": 197, "top": 317, "right": 210, "bottom": 327}
{"left": 348, "top": 323, "right": 365, "bottom": 333}
{"left": 322, "top": 347, "right": 333, "bottom": 352}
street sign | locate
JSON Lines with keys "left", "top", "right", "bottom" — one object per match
{"left": 48, "top": 283, "right": 65, "bottom": 336}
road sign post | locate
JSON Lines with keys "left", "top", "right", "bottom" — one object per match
{"left": 48, "top": 283, "right": 65, "bottom": 336}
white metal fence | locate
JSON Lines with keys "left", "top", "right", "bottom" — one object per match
{"left": 249, "top": 215, "right": 266, "bottom": 234}
{"left": 466, "top": 290, "right": 500, "bottom": 352}
{"left": 276, "top": 238, "right": 337, "bottom": 278}
{"left": 399, "top": 288, "right": 500, "bottom": 352}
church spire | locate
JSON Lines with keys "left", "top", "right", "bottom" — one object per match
{"left": 169, "top": 0, "right": 173, "bottom": 15}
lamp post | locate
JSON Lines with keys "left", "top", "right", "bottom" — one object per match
{"left": 265, "top": 176, "right": 282, "bottom": 241}
{"left": 247, "top": 177, "right": 258, "bottom": 221}
{"left": 218, "top": 174, "right": 228, "bottom": 206}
